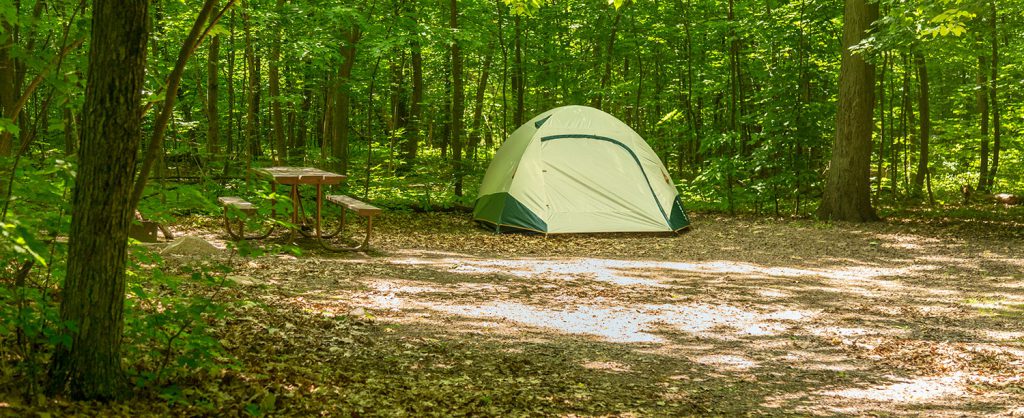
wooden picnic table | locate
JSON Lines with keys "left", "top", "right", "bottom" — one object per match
{"left": 255, "top": 166, "right": 347, "bottom": 245}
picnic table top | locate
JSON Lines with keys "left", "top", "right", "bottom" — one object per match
{"left": 255, "top": 166, "right": 347, "bottom": 185}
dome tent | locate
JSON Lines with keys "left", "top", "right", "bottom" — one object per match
{"left": 473, "top": 105, "right": 690, "bottom": 234}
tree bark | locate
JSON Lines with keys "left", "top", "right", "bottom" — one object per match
{"left": 467, "top": 51, "right": 493, "bottom": 159}
{"left": 331, "top": 27, "right": 360, "bottom": 174}
{"left": 0, "top": 4, "right": 15, "bottom": 156}
{"left": 450, "top": 0, "right": 465, "bottom": 197}
{"left": 128, "top": 0, "right": 225, "bottom": 211}
{"left": 817, "top": 0, "right": 879, "bottom": 222}
{"left": 244, "top": 12, "right": 261, "bottom": 160}
{"left": 47, "top": 0, "right": 149, "bottom": 400}
{"left": 226, "top": 11, "right": 236, "bottom": 157}
{"left": 986, "top": 0, "right": 1000, "bottom": 190}
{"left": 269, "top": 0, "right": 286, "bottom": 163}
{"left": 512, "top": 14, "right": 524, "bottom": 127}
{"left": 594, "top": 1, "right": 627, "bottom": 110}
{"left": 207, "top": 35, "right": 221, "bottom": 156}
{"left": 912, "top": 53, "right": 929, "bottom": 193}
{"left": 401, "top": 39, "right": 423, "bottom": 173}
{"left": 977, "top": 55, "right": 989, "bottom": 191}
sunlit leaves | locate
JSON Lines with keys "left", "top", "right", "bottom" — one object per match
{"left": 921, "top": 8, "right": 973, "bottom": 38}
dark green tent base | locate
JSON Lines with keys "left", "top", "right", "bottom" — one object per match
{"left": 473, "top": 218, "right": 547, "bottom": 235}
{"left": 474, "top": 192, "right": 693, "bottom": 235}
{"left": 473, "top": 192, "right": 549, "bottom": 233}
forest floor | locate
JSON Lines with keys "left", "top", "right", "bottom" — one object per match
{"left": 12, "top": 208, "right": 1024, "bottom": 416}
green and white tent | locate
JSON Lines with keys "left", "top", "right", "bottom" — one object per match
{"left": 474, "top": 105, "right": 691, "bottom": 234}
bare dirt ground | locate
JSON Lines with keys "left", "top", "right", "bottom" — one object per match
{"left": 145, "top": 210, "right": 1024, "bottom": 417}
{"left": 15, "top": 210, "right": 1021, "bottom": 416}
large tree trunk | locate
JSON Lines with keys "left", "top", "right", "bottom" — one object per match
{"left": 207, "top": 35, "right": 221, "bottom": 156}
{"left": 450, "top": 0, "right": 465, "bottom": 197}
{"left": 912, "top": 53, "right": 929, "bottom": 193}
{"left": 0, "top": 5, "right": 16, "bottom": 157}
{"left": 46, "top": 0, "right": 149, "bottom": 400}
{"left": 817, "top": 0, "right": 879, "bottom": 222}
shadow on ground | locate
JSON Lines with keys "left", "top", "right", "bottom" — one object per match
{"left": 179, "top": 211, "right": 1024, "bottom": 416}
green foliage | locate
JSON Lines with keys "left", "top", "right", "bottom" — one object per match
{"left": 123, "top": 249, "right": 235, "bottom": 390}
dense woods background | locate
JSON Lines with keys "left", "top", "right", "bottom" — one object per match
{"left": 2, "top": 0, "right": 1021, "bottom": 218}
{"left": 1, "top": 0, "right": 1024, "bottom": 405}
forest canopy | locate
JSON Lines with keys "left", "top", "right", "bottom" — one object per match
{"left": 0, "top": 0, "right": 1020, "bottom": 217}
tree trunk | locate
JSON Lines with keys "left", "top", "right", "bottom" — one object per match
{"left": 876, "top": 53, "right": 886, "bottom": 200}
{"left": 512, "top": 14, "right": 525, "bottom": 127}
{"left": 912, "top": 53, "right": 929, "bottom": 193}
{"left": 207, "top": 35, "right": 221, "bottom": 156}
{"left": 331, "top": 28, "right": 360, "bottom": 174}
{"left": 450, "top": 0, "right": 465, "bottom": 197}
{"left": 977, "top": 55, "right": 989, "bottom": 191}
{"left": 401, "top": 39, "right": 423, "bottom": 172}
{"left": 226, "top": 11, "right": 236, "bottom": 157}
{"left": 269, "top": 0, "right": 286, "bottom": 163}
{"left": 816, "top": 0, "right": 879, "bottom": 222}
{"left": 986, "top": 0, "right": 1000, "bottom": 190}
{"left": 467, "top": 51, "right": 493, "bottom": 159}
{"left": 0, "top": 6, "right": 15, "bottom": 157}
{"left": 47, "top": 0, "right": 149, "bottom": 400}
{"left": 594, "top": 1, "right": 627, "bottom": 110}
{"left": 243, "top": 12, "right": 260, "bottom": 160}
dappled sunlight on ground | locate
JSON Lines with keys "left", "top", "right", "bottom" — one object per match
{"left": 819, "top": 374, "right": 967, "bottom": 404}
{"left": 184, "top": 213, "right": 1024, "bottom": 415}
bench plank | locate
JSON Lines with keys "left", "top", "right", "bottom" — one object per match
{"left": 218, "top": 196, "right": 257, "bottom": 214}
{"left": 325, "top": 195, "right": 382, "bottom": 216}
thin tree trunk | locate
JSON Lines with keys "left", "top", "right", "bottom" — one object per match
{"left": 269, "top": 0, "right": 286, "bottom": 162}
{"left": 226, "top": 11, "right": 236, "bottom": 158}
{"left": 331, "top": 27, "right": 360, "bottom": 174}
{"left": 987, "top": 0, "right": 1000, "bottom": 190}
{"left": 512, "top": 14, "right": 524, "bottom": 126}
{"left": 912, "top": 53, "right": 929, "bottom": 193}
{"left": 594, "top": 1, "right": 628, "bottom": 111}
{"left": 497, "top": 0, "right": 508, "bottom": 140}
{"left": 876, "top": 53, "right": 886, "bottom": 200}
{"left": 244, "top": 12, "right": 260, "bottom": 160}
{"left": 207, "top": 35, "right": 221, "bottom": 156}
{"left": 467, "top": 51, "right": 493, "bottom": 160}
{"left": 450, "top": 0, "right": 465, "bottom": 197}
{"left": 977, "top": 55, "right": 989, "bottom": 191}
{"left": 401, "top": 38, "right": 423, "bottom": 172}
{"left": 129, "top": 0, "right": 229, "bottom": 211}
{"left": 46, "top": 0, "right": 149, "bottom": 400}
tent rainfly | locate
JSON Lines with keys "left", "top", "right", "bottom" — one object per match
{"left": 473, "top": 105, "right": 691, "bottom": 234}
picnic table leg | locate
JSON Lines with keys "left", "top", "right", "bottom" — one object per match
{"left": 271, "top": 183, "right": 277, "bottom": 220}
{"left": 222, "top": 207, "right": 276, "bottom": 241}
{"left": 289, "top": 184, "right": 300, "bottom": 241}
{"left": 316, "top": 184, "right": 323, "bottom": 241}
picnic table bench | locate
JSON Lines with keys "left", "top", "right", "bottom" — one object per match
{"left": 325, "top": 194, "right": 382, "bottom": 251}
{"left": 217, "top": 196, "right": 275, "bottom": 241}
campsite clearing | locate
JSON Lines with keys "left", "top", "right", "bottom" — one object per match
{"left": 32, "top": 209, "right": 1021, "bottom": 416}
